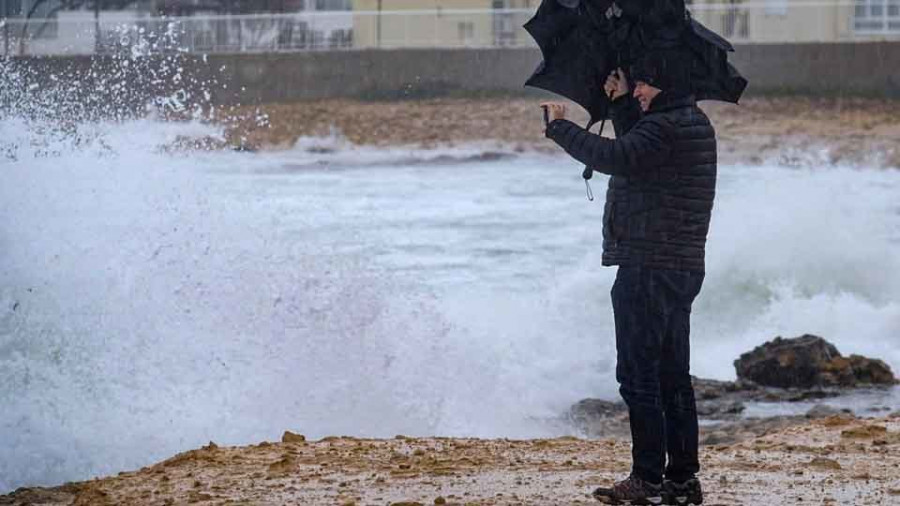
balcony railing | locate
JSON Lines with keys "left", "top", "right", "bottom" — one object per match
{"left": 2, "top": 3, "right": 899, "bottom": 57}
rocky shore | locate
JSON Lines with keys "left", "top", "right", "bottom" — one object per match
{"left": 571, "top": 335, "right": 899, "bottom": 446}
{"left": 204, "top": 96, "right": 900, "bottom": 170}
{"left": 3, "top": 415, "right": 899, "bottom": 505}
{"left": 3, "top": 335, "right": 897, "bottom": 505}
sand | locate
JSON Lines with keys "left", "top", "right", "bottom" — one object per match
{"left": 210, "top": 96, "right": 900, "bottom": 169}
{"left": 3, "top": 414, "right": 899, "bottom": 505}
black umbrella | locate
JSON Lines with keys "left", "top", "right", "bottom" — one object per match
{"left": 524, "top": 0, "right": 748, "bottom": 128}
{"left": 524, "top": 0, "right": 619, "bottom": 130}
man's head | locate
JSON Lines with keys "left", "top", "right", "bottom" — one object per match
{"left": 632, "top": 81, "right": 661, "bottom": 112}
{"left": 629, "top": 49, "right": 692, "bottom": 111}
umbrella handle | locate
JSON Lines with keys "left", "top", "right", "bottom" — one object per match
{"left": 583, "top": 90, "right": 616, "bottom": 183}
{"left": 582, "top": 115, "right": 606, "bottom": 182}
{"left": 581, "top": 90, "right": 616, "bottom": 200}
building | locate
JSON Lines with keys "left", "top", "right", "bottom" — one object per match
{"left": 2, "top": 0, "right": 355, "bottom": 55}
{"left": 689, "top": 0, "right": 898, "bottom": 43}
{"left": 4, "top": 0, "right": 900, "bottom": 56}
{"left": 349, "top": 0, "right": 900, "bottom": 48}
{"left": 350, "top": 0, "right": 536, "bottom": 48}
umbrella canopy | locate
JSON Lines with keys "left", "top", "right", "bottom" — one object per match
{"left": 523, "top": 0, "right": 617, "bottom": 129}
{"left": 524, "top": 0, "right": 748, "bottom": 127}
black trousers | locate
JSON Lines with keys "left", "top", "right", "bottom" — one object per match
{"left": 611, "top": 265, "right": 704, "bottom": 485}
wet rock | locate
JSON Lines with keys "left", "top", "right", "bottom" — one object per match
{"left": 569, "top": 398, "right": 627, "bottom": 419}
{"left": 846, "top": 354, "right": 896, "bottom": 385}
{"left": 267, "top": 455, "right": 297, "bottom": 477}
{"left": 840, "top": 425, "right": 888, "bottom": 439}
{"left": 0, "top": 484, "right": 84, "bottom": 506}
{"left": 692, "top": 377, "right": 755, "bottom": 400}
{"left": 570, "top": 396, "right": 814, "bottom": 445}
{"left": 568, "top": 336, "right": 896, "bottom": 445}
{"left": 771, "top": 388, "right": 840, "bottom": 402}
{"left": 805, "top": 404, "right": 852, "bottom": 419}
{"left": 821, "top": 414, "right": 856, "bottom": 427}
{"left": 567, "top": 399, "right": 630, "bottom": 439}
{"left": 807, "top": 457, "right": 842, "bottom": 470}
{"left": 187, "top": 491, "right": 214, "bottom": 503}
{"left": 696, "top": 399, "right": 745, "bottom": 418}
{"left": 699, "top": 430, "right": 735, "bottom": 446}
{"left": 282, "top": 431, "right": 306, "bottom": 443}
{"left": 71, "top": 485, "right": 114, "bottom": 506}
{"left": 692, "top": 376, "right": 844, "bottom": 404}
{"left": 734, "top": 335, "right": 897, "bottom": 388}
{"left": 698, "top": 416, "right": 807, "bottom": 446}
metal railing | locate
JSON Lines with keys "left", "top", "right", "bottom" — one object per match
{"left": 2, "top": 3, "right": 900, "bottom": 57}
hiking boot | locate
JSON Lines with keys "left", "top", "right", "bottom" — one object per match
{"left": 663, "top": 478, "right": 703, "bottom": 505}
{"left": 592, "top": 474, "right": 664, "bottom": 505}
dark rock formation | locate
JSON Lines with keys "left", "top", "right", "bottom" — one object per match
{"left": 568, "top": 334, "right": 896, "bottom": 445}
{"left": 697, "top": 399, "right": 745, "bottom": 418}
{"left": 845, "top": 354, "right": 897, "bottom": 385}
{"left": 690, "top": 376, "right": 845, "bottom": 418}
{"left": 698, "top": 416, "right": 815, "bottom": 446}
{"left": 568, "top": 397, "right": 859, "bottom": 446}
{"left": 734, "top": 334, "right": 897, "bottom": 388}
{"left": 804, "top": 404, "right": 852, "bottom": 419}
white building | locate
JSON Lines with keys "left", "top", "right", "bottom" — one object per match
{"left": 2, "top": 0, "right": 354, "bottom": 55}
{"left": 3, "top": 0, "right": 900, "bottom": 56}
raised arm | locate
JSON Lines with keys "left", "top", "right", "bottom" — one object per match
{"left": 545, "top": 115, "right": 673, "bottom": 177}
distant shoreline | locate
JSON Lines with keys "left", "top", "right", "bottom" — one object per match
{"left": 212, "top": 96, "right": 900, "bottom": 169}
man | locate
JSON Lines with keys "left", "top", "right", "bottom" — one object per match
{"left": 541, "top": 49, "right": 716, "bottom": 506}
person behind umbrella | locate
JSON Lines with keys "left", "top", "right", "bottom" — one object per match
{"left": 541, "top": 49, "right": 715, "bottom": 506}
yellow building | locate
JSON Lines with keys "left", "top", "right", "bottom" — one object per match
{"left": 351, "top": 0, "right": 900, "bottom": 49}
{"left": 351, "top": 0, "right": 537, "bottom": 48}
{"left": 688, "top": 0, "right": 896, "bottom": 43}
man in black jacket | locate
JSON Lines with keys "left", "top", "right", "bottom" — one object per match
{"left": 542, "top": 50, "right": 715, "bottom": 506}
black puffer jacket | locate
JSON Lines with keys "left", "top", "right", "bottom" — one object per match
{"left": 546, "top": 93, "right": 717, "bottom": 272}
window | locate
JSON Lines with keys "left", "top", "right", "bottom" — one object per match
{"left": 492, "top": 0, "right": 516, "bottom": 46}
{"left": 315, "top": 0, "right": 351, "bottom": 11}
{"left": 3, "top": 1, "right": 23, "bottom": 17}
{"left": 458, "top": 21, "right": 474, "bottom": 44}
{"left": 722, "top": 0, "right": 749, "bottom": 39}
{"left": 855, "top": 0, "right": 900, "bottom": 32}
{"left": 765, "top": 0, "right": 788, "bottom": 16}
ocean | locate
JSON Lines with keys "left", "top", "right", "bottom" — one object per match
{"left": 1, "top": 114, "right": 899, "bottom": 492}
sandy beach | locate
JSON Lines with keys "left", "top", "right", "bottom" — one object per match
{"left": 3, "top": 414, "right": 898, "bottom": 505}
{"left": 215, "top": 96, "right": 900, "bottom": 169}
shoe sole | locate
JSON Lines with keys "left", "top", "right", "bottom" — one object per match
{"left": 594, "top": 495, "right": 664, "bottom": 505}
{"left": 666, "top": 497, "right": 702, "bottom": 506}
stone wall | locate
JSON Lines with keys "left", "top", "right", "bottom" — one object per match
{"left": 202, "top": 43, "right": 900, "bottom": 103}
{"left": 8, "top": 43, "right": 900, "bottom": 110}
